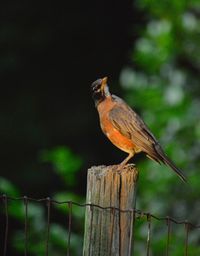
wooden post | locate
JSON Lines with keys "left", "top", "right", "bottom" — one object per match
{"left": 83, "top": 164, "right": 138, "bottom": 256}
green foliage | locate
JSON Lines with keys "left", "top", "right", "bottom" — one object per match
{"left": 1, "top": 0, "right": 200, "bottom": 254}
{"left": 54, "top": 192, "right": 85, "bottom": 219}
{"left": 134, "top": 20, "right": 174, "bottom": 73}
{"left": 40, "top": 146, "right": 83, "bottom": 186}
{"left": 0, "top": 146, "right": 83, "bottom": 256}
{"left": 13, "top": 223, "right": 83, "bottom": 256}
{"left": 0, "top": 177, "right": 20, "bottom": 196}
{"left": 120, "top": 0, "right": 200, "bottom": 254}
{"left": 0, "top": 178, "right": 27, "bottom": 221}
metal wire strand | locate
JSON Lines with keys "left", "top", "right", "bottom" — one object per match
{"left": 67, "top": 201, "right": 72, "bottom": 256}
{"left": 146, "top": 214, "right": 152, "bottom": 256}
{"left": 46, "top": 197, "right": 51, "bottom": 256}
{"left": 0, "top": 195, "right": 200, "bottom": 229}
{"left": 1, "top": 194, "right": 200, "bottom": 256}
{"left": 3, "top": 195, "right": 8, "bottom": 256}
{"left": 23, "top": 196, "right": 28, "bottom": 256}
{"left": 166, "top": 216, "right": 171, "bottom": 256}
{"left": 185, "top": 222, "right": 190, "bottom": 256}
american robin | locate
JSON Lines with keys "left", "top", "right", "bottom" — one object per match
{"left": 91, "top": 77, "right": 186, "bottom": 182}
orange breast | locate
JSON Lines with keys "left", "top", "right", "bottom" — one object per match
{"left": 97, "top": 97, "right": 135, "bottom": 154}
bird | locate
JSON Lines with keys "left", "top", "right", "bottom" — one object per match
{"left": 91, "top": 77, "right": 186, "bottom": 182}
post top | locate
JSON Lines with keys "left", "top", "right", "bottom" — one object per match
{"left": 88, "top": 164, "right": 138, "bottom": 180}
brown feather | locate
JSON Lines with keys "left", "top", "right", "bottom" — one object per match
{"left": 109, "top": 96, "right": 186, "bottom": 182}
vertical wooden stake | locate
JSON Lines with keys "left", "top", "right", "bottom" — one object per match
{"left": 83, "top": 164, "right": 138, "bottom": 256}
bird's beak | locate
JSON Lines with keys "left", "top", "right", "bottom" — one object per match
{"left": 100, "top": 77, "right": 108, "bottom": 93}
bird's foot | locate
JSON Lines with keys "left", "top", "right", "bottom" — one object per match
{"left": 114, "top": 163, "right": 135, "bottom": 173}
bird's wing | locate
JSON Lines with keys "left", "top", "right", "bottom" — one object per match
{"left": 108, "top": 101, "right": 161, "bottom": 162}
{"left": 109, "top": 99, "right": 187, "bottom": 182}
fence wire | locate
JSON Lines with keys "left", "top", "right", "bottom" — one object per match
{"left": 0, "top": 194, "right": 200, "bottom": 256}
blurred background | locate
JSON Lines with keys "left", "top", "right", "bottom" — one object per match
{"left": 1, "top": 0, "right": 200, "bottom": 255}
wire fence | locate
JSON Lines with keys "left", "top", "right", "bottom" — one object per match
{"left": 0, "top": 194, "right": 200, "bottom": 256}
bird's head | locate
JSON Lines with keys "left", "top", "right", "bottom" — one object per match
{"left": 91, "top": 77, "right": 111, "bottom": 106}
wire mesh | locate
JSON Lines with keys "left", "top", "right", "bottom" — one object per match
{"left": 3, "top": 195, "right": 8, "bottom": 256}
{"left": 0, "top": 194, "right": 200, "bottom": 256}
{"left": 67, "top": 201, "right": 72, "bottom": 256}
{"left": 146, "top": 214, "right": 151, "bottom": 256}
{"left": 166, "top": 216, "right": 171, "bottom": 256}
{"left": 23, "top": 196, "right": 28, "bottom": 256}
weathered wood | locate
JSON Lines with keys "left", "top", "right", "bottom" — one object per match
{"left": 83, "top": 164, "right": 138, "bottom": 256}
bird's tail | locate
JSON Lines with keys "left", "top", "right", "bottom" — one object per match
{"left": 153, "top": 144, "right": 187, "bottom": 183}
{"left": 162, "top": 155, "right": 187, "bottom": 183}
